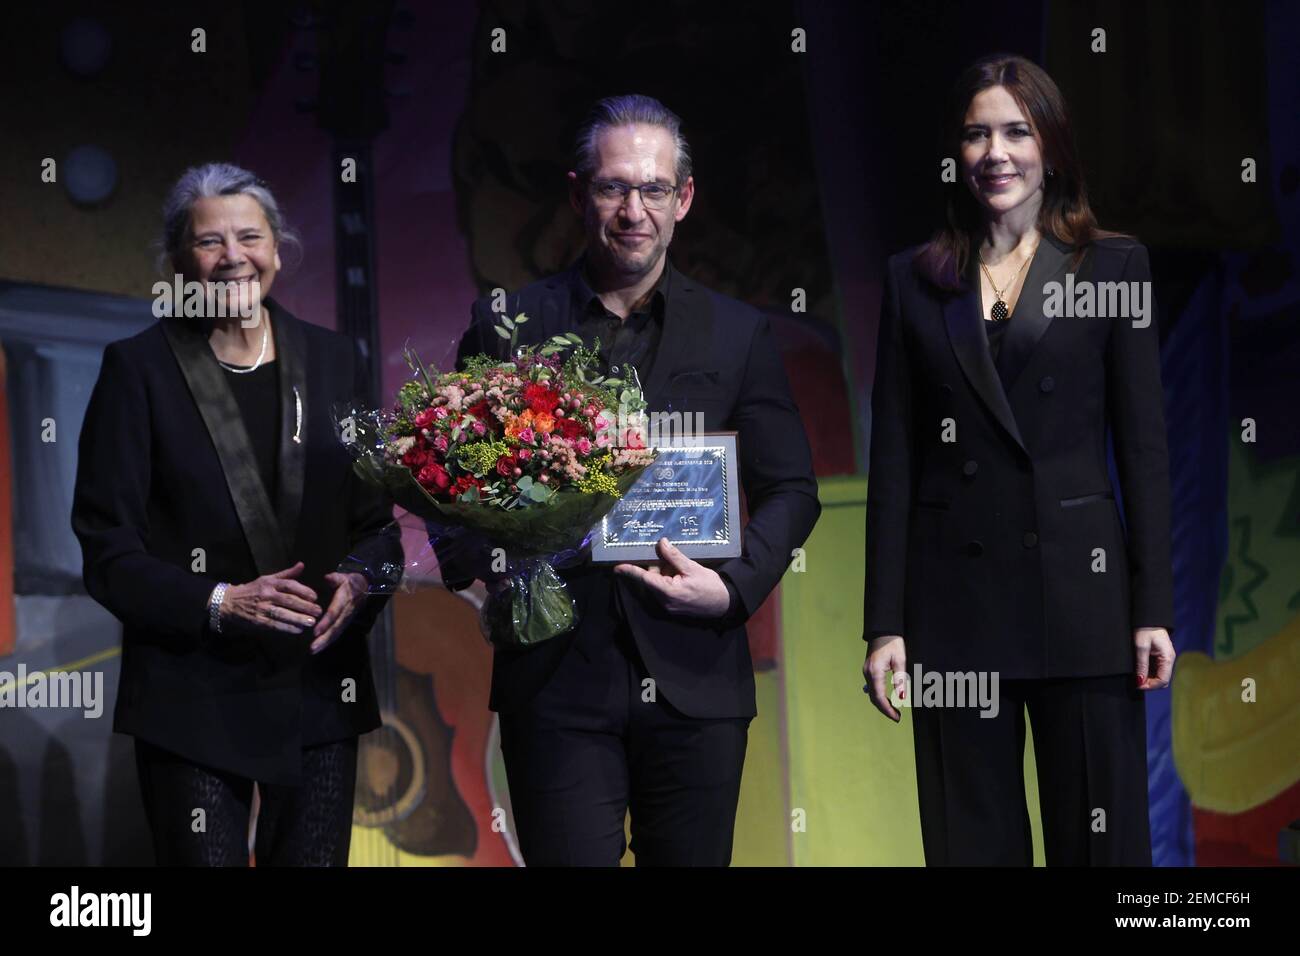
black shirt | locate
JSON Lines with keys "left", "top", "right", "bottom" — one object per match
{"left": 985, "top": 317, "right": 1009, "bottom": 364}
{"left": 571, "top": 256, "right": 669, "bottom": 387}
{"left": 222, "top": 361, "right": 281, "bottom": 504}
{"left": 569, "top": 257, "right": 742, "bottom": 620}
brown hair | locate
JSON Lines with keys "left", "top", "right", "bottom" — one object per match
{"left": 914, "top": 54, "right": 1125, "bottom": 290}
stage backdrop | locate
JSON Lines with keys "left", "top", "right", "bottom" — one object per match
{"left": 2, "top": 0, "right": 1297, "bottom": 867}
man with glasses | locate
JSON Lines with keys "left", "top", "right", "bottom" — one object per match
{"left": 447, "top": 94, "right": 820, "bottom": 866}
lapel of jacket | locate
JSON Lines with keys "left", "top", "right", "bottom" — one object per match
{"left": 993, "top": 232, "right": 1073, "bottom": 391}
{"left": 161, "top": 310, "right": 290, "bottom": 575}
{"left": 942, "top": 254, "right": 1027, "bottom": 455}
{"left": 642, "top": 258, "right": 709, "bottom": 408}
{"left": 269, "top": 299, "right": 308, "bottom": 559}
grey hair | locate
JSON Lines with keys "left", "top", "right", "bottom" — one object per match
{"left": 573, "top": 94, "right": 692, "bottom": 186}
{"left": 156, "top": 162, "right": 300, "bottom": 274}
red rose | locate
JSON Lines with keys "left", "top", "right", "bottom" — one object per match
{"left": 523, "top": 383, "right": 562, "bottom": 415}
{"left": 402, "top": 446, "right": 431, "bottom": 469}
{"left": 450, "top": 474, "right": 483, "bottom": 498}
{"left": 417, "top": 461, "right": 451, "bottom": 492}
{"left": 414, "top": 408, "right": 437, "bottom": 429}
{"left": 556, "top": 416, "right": 585, "bottom": 440}
{"left": 495, "top": 453, "right": 518, "bottom": 477}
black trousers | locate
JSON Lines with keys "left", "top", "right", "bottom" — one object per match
{"left": 133, "top": 737, "right": 358, "bottom": 866}
{"left": 911, "top": 674, "right": 1151, "bottom": 866}
{"left": 498, "top": 623, "right": 751, "bottom": 866}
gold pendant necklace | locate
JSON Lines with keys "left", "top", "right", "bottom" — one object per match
{"left": 979, "top": 239, "right": 1039, "bottom": 322}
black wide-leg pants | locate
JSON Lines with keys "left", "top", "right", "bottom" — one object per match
{"left": 911, "top": 673, "right": 1151, "bottom": 866}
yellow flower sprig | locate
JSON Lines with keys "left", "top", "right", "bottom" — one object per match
{"left": 575, "top": 453, "right": 620, "bottom": 496}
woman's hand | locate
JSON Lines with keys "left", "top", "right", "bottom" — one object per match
{"left": 1135, "top": 627, "right": 1175, "bottom": 690}
{"left": 864, "top": 634, "right": 908, "bottom": 722}
{"left": 221, "top": 561, "right": 322, "bottom": 635}
{"left": 310, "top": 571, "right": 370, "bottom": 655}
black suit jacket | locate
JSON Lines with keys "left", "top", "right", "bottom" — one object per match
{"left": 71, "top": 300, "right": 401, "bottom": 784}
{"left": 863, "top": 235, "right": 1174, "bottom": 678}
{"left": 446, "top": 258, "right": 821, "bottom": 718}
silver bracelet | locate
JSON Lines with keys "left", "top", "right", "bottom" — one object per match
{"left": 208, "top": 582, "right": 229, "bottom": 634}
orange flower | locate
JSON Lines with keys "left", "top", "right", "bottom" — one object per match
{"left": 505, "top": 408, "right": 534, "bottom": 439}
{"left": 531, "top": 411, "right": 556, "bottom": 434}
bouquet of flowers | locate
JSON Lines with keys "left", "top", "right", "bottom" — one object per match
{"left": 339, "top": 313, "right": 656, "bottom": 647}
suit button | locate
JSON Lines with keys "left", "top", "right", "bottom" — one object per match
{"left": 1023, "top": 532, "right": 1038, "bottom": 548}
{"left": 611, "top": 365, "right": 621, "bottom": 375}
{"left": 940, "top": 384, "right": 953, "bottom": 396}
{"left": 965, "top": 540, "right": 984, "bottom": 557}
{"left": 1039, "top": 376, "right": 1055, "bottom": 393}
{"left": 962, "top": 459, "right": 978, "bottom": 477}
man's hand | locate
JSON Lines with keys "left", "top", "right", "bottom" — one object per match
{"left": 614, "top": 537, "right": 731, "bottom": 618}
{"left": 1135, "top": 626, "right": 1175, "bottom": 690}
{"left": 310, "top": 571, "right": 369, "bottom": 655}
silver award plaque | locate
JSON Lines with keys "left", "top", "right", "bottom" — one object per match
{"left": 590, "top": 431, "right": 742, "bottom": 564}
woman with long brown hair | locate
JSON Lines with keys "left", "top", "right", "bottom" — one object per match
{"left": 861, "top": 54, "right": 1176, "bottom": 865}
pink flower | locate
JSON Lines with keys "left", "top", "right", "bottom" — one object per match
{"left": 432, "top": 434, "right": 449, "bottom": 453}
{"left": 518, "top": 427, "right": 535, "bottom": 445}
{"left": 576, "top": 438, "right": 592, "bottom": 455}
{"left": 414, "top": 408, "right": 437, "bottom": 429}
{"left": 472, "top": 421, "right": 486, "bottom": 436}
{"left": 518, "top": 448, "right": 532, "bottom": 460}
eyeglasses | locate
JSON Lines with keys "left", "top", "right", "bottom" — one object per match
{"left": 587, "top": 178, "right": 679, "bottom": 210}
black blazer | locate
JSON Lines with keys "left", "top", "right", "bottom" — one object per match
{"left": 71, "top": 300, "right": 401, "bottom": 784}
{"left": 863, "top": 235, "right": 1174, "bottom": 678}
{"left": 446, "top": 258, "right": 821, "bottom": 718}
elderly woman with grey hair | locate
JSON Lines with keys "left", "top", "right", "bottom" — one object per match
{"left": 71, "top": 162, "right": 401, "bottom": 866}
